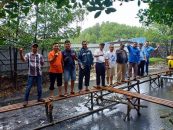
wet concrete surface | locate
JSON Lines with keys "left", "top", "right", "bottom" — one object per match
{"left": 1, "top": 80, "right": 173, "bottom": 130}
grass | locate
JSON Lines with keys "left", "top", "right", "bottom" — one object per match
{"left": 149, "top": 57, "right": 165, "bottom": 64}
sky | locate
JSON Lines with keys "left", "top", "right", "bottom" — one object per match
{"left": 80, "top": 1, "right": 148, "bottom": 30}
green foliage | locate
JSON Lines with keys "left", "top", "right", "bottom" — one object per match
{"left": 138, "top": 0, "right": 173, "bottom": 27}
{"left": 0, "top": 1, "right": 85, "bottom": 48}
{"left": 1, "top": 0, "right": 173, "bottom": 28}
{"left": 71, "top": 22, "right": 172, "bottom": 44}
{"left": 149, "top": 57, "right": 165, "bottom": 64}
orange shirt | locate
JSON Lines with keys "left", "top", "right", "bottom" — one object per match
{"left": 48, "top": 50, "right": 63, "bottom": 73}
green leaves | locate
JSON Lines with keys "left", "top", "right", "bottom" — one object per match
{"left": 94, "top": 11, "right": 101, "bottom": 18}
{"left": 105, "top": 7, "right": 116, "bottom": 14}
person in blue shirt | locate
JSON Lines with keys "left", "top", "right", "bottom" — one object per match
{"left": 127, "top": 42, "right": 140, "bottom": 80}
{"left": 62, "top": 40, "right": 78, "bottom": 96}
{"left": 78, "top": 41, "right": 93, "bottom": 93}
{"left": 138, "top": 43, "right": 146, "bottom": 76}
{"left": 143, "top": 41, "right": 160, "bottom": 75}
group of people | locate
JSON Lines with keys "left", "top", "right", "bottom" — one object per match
{"left": 19, "top": 40, "right": 159, "bottom": 106}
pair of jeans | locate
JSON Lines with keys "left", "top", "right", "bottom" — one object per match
{"left": 64, "top": 68, "right": 76, "bottom": 82}
{"left": 96, "top": 63, "right": 105, "bottom": 86}
{"left": 24, "top": 76, "right": 42, "bottom": 101}
{"left": 78, "top": 66, "right": 90, "bottom": 90}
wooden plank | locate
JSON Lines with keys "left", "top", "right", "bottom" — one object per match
{"left": 0, "top": 69, "right": 172, "bottom": 113}
{"left": 102, "top": 87, "right": 173, "bottom": 108}
{"left": 0, "top": 88, "right": 100, "bottom": 113}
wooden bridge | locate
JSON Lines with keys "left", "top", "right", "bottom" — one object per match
{"left": 0, "top": 69, "right": 173, "bottom": 128}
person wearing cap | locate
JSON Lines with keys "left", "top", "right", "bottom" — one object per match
{"left": 127, "top": 42, "right": 140, "bottom": 80}
{"left": 48, "top": 43, "right": 63, "bottom": 98}
{"left": 105, "top": 44, "right": 116, "bottom": 85}
{"left": 143, "top": 41, "right": 160, "bottom": 75}
{"left": 94, "top": 43, "right": 108, "bottom": 88}
{"left": 19, "top": 43, "right": 45, "bottom": 106}
{"left": 78, "top": 41, "right": 93, "bottom": 93}
{"left": 62, "top": 40, "right": 78, "bottom": 96}
{"left": 138, "top": 43, "right": 146, "bottom": 76}
{"left": 116, "top": 43, "right": 128, "bottom": 83}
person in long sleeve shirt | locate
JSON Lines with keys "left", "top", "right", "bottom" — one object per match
{"left": 78, "top": 41, "right": 93, "bottom": 92}
{"left": 127, "top": 42, "right": 140, "bottom": 80}
{"left": 138, "top": 43, "right": 146, "bottom": 76}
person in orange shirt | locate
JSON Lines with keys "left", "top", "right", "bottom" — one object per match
{"left": 48, "top": 43, "right": 63, "bottom": 97}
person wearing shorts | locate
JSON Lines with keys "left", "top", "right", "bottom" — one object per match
{"left": 48, "top": 43, "right": 63, "bottom": 98}
{"left": 62, "top": 40, "right": 78, "bottom": 95}
{"left": 105, "top": 44, "right": 116, "bottom": 85}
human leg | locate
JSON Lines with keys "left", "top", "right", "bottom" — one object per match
{"left": 57, "top": 73, "right": 63, "bottom": 96}
{"left": 49, "top": 73, "right": 56, "bottom": 97}
{"left": 24, "top": 76, "right": 34, "bottom": 102}
{"left": 36, "top": 75, "right": 43, "bottom": 101}
{"left": 78, "top": 67, "right": 84, "bottom": 91}
{"left": 70, "top": 69, "right": 76, "bottom": 94}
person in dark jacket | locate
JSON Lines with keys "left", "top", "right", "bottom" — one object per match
{"left": 78, "top": 41, "right": 93, "bottom": 93}
{"left": 116, "top": 43, "right": 128, "bottom": 83}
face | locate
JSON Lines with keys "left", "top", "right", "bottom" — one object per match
{"left": 99, "top": 44, "right": 104, "bottom": 50}
{"left": 109, "top": 45, "right": 114, "bottom": 52}
{"left": 32, "top": 46, "right": 38, "bottom": 53}
{"left": 145, "top": 42, "right": 149, "bottom": 47}
{"left": 120, "top": 44, "right": 124, "bottom": 49}
{"left": 139, "top": 44, "right": 143, "bottom": 48}
{"left": 65, "top": 42, "right": 71, "bottom": 50}
{"left": 53, "top": 44, "right": 59, "bottom": 52}
{"left": 82, "top": 41, "right": 88, "bottom": 49}
{"left": 133, "top": 43, "right": 138, "bottom": 48}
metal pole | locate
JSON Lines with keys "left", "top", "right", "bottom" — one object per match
{"left": 90, "top": 92, "right": 93, "bottom": 110}
{"left": 137, "top": 80, "right": 141, "bottom": 116}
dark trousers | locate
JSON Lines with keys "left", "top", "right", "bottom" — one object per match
{"left": 96, "top": 63, "right": 105, "bottom": 86}
{"left": 145, "top": 59, "right": 149, "bottom": 75}
{"left": 138, "top": 60, "right": 145, "bottom": 76}
{"left": 78, "top": 66, "right": 90, "bottom": 90}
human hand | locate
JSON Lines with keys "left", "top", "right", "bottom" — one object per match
{"left": 54, "top": 52, "right": 59, "bottom": 57}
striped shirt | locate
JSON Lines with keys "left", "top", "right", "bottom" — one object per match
{"left": 24, "top": 52, "right": 44, "bottom": 76}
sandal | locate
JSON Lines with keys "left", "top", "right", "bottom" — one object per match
{"left": 70, "top": 91, "right": 75, "bottom": 95}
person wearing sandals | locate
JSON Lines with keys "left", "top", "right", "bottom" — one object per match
{"left": 48, "top": 43, "right": 63, "bottom": 98}
{"left": 19, "top": 43, "right": 45, "bottom": 106}
{"left": 105, "top": 44, "right": 116, "bottom": 86}
{"left": 127, "top": 42, "right": 140, "bottom": 80}
{"left": 78, "top": 41, "right": 94, "bottom": 93}
{"left": 94, "top": 43, "right": 108, "bottom": 88}
{"left": 62, "top": 40, "right": 78, "bottom": 96}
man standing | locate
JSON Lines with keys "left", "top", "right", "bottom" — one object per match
{"left": 105, "top": 44, "right": 116, "bottom": 85}
{"left": 127, "top": 42, "right": 140, "bottom": 80}
{"left": 62, "top": 40, "right": 77, "bottom": 95}
{"left": 19, "top": 43, "right": 45, "bottom": 106}
{"left": 48, "top": 43, "right": 63, "bottom": 98}
{"left": 116, "top": 43, "right": 128, "bottom": 83}
{"left": 143, "top": 41, "right": 159, "bottom": 75}
{"left": 138, "top": 43, "right": 146, "bottom": 76}
{"left": 94, "top": 43, "right": 108, "bottom": 88}
{"left": 78, "top": 41, "right": 93, "bottom": 92}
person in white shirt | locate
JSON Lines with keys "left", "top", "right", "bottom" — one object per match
{"left": 105, "top": 44, "right": 116, "bottom": 85}
{"left": 94, "top": 43, "right": 108, "bottom": 88}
